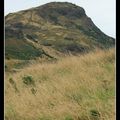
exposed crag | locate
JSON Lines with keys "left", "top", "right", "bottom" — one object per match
{"left": 5, "top": 2, "right": 115, "bottom": 60}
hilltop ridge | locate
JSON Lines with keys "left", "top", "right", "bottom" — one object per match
{"left": 5, "top": 2, "right": 115, "bottom": 60}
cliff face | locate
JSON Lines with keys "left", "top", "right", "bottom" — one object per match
{"left": 5, "top": 2, "right": 115, "bottom": 60}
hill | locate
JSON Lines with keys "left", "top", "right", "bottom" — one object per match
{"left": 5, "top": 2, "right": 115, "bottom": 60}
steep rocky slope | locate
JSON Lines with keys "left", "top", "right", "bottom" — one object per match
{"left": 5, "top": 2, "right": 115, "bottom": 60}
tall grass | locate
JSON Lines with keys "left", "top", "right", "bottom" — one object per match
{"left": 5, "top": 48, "right": 115, "bottom": 120}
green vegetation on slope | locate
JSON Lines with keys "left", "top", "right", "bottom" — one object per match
{"left": 5, "top": 2, "right": 115, "bottom": 60}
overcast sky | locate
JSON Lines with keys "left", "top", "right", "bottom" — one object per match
{"left": 5, "top": 0, "right": 116, "bottom": 38}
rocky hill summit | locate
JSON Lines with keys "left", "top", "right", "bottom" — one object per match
{"left": 5, "top": 2, "right": 115, "bottom": 60}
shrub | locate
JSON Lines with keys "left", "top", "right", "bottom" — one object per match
{"left": 31, "top": 88, "right": 37, "bottom": 95}
{"left": 22, "top": 75, "right": 35, "bottom": 86}
{"left": 90, "top": 109, "right": 100, "bottom": 120}
{"left": 9, "top": 78, "right": 19, "bottom": 93}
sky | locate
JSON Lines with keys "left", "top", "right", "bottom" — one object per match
{"left": 5, "top": 0, "right": 116, "bottom": 38}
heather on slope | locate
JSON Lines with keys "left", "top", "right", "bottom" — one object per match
{"left": 5, "top": 2, "right": 115, "bottom": 60}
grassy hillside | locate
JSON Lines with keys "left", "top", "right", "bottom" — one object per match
{"left": 5, "top": 48, "right": 115, "bottom": 120}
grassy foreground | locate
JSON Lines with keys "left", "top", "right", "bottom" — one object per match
{"left": 5, "top": 48, "right": 115, "bottom": 120}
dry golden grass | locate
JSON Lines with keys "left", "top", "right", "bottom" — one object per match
{"left": 5, "top": 48, "right": 115, "bottom": 120}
